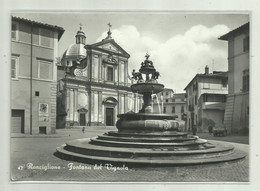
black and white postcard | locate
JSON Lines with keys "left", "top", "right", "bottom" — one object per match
{"left": 9, "top": 12, "right": 250, "bottom": 183}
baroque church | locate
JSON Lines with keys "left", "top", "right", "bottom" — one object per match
{"left": 56, "top": 24, "right": 143, "bottom": 128}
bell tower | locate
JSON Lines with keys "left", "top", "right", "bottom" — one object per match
{"left": 75, "top": 23, "right": 86, "bottom": 44}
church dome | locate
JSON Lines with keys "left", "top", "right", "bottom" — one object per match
{"left": 62, "top": 43, "right": 86, "bottom": 61}
{"left": 61, "top": 25, "right": 87, "bottom": 66}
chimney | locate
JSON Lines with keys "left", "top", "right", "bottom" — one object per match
{"left": 205, "top": 65, "right": 209, "bottom": 74}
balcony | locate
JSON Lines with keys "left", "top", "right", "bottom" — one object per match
{"left": 202, "top": 102, "right": 225, "bottom": 110}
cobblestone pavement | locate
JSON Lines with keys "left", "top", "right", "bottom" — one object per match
{"left": 10, "top": 127, "right": 249, "bottom": 182}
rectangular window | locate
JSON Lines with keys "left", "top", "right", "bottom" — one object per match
{"left": 163, "top": 107, "right": 166, "bottom": 114}
{"left": 243, "top": 36, "right": 249, "bottom": 52}
{"left": 12, "top": 22, "right": 19, "bottom": 40}
{"left": 107, "top": 66, "right": 114, "bottom": 81}
{"left": 222, "top": 95, "right": 227, "bottom": 103}
{"left": 193, "top": 83, "right": 197, "bottom": 91}
{"left": 203, "top": 79, "right": 210, "bottom": 89}
{"left": 203, "top": 94, "right": 208, "bottom": 102}
{"left": 166, "top": 99, "right": 168, "bottom": 103}
{"left": 40, "top": 28, "right": 53, "bottom": 48}
{"left": 222, "top": 78, "right": 227, "bottom": 88}
{"left": 242, "top": 70, "right": 249, "bottom": 92}
{"left": 195, "top": 95, "right": 197, "bottom": 105}
{"left": 181, "top": 106, "right": 184, "bottom": 113}
{"left": 11, "top": 57, "right": 18, "bottom": 79}
{"left": 172, "top": 106, "right": 175, "bottom": 113}
{"left": 166, "top": 92, "right": 169, "bottom": 96}
{"left": 38, "top": 60, "right": 52, "bottom": 80}
{"left": 172, "top": 98, "right": 175, "bottom": 102}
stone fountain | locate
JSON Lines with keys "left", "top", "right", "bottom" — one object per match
{"left": 56, "top": 54, "right": 246, "bottom": 167}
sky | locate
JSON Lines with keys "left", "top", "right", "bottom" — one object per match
{"left": 13, "top": 12, "right": 249, "bottom": 92}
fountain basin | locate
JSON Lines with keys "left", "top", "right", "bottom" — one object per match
{"left": 131, "top": 83, "right": 164, "bottom": 94}
{"left": 116, "top": 119, "right": 179, "bottom": 131}
{"left": 117, "top": 113, "right": 178, "bottom": 120}
{"left": 116, "top": 113, "right": 179, "bottom": 131}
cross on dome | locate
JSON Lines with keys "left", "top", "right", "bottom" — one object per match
{"left": 79, "top": 23, "right": 82, "bottom": 30}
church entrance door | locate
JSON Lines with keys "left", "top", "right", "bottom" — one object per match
{"left": 79, "top": 113, "right": 86, "bottom": 126}
{"left": 105, "top": 108, "right": 114, "bottom": 126}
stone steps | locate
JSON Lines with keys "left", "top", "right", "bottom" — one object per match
{"left": 107, "top": 131, "right": 188, "bottom": 138}
{"left": 90, "top": 137, "right": 208, "bottom": 148}
{"left": 55, "top": 130, "right": 247, "bottom": 166}
{"left": 56, "top": 142, "right": 246, "bottom": 166}
{"left": 97, "top": 134, "right": 196, "bottom": 143}
{"left": 62, "top": 138, "right": 234, "bottom": 159}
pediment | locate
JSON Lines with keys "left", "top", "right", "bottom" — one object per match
{"left": 98, "top": 43, "right": 120, "bottom": 53}
{"left": 90, "top": 40, "right": 130, "bottom": 58}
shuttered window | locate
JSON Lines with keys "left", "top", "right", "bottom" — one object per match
{"left": 172, "top": 106, "right": 175, "bottom": 113}
{"left": 12, "top": 22, "right": 19, "bottom": 40}
{"left": 11, "top": 57, "right": 18, "bottom": 79}
{"left": 242, "top": 72, "right": 249, "bottom": 92}
{"left": 38, "top": 60, "right": 52, "bottom": 80}
{"left": 40, "top": 28, "right": 53, "bottom": 48}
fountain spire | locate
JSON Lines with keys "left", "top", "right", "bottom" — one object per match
{"left": 131, "top": 54, "right": 163, "bottom": 113}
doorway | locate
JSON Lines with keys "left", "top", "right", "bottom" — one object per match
{"left": 79, "top": 113, "right": 86, "bottom": 126}
{"left": 105, "top": 108, "right": 114, "bottom": 126}
{"left": 11, "top": 110, "right": 24, "bottom": 133}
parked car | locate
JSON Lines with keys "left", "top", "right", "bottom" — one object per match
{"left": 213, "top": 125, "right": 227, "bottom": 137}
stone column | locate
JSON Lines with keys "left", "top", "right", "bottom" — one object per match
{"left": 114, "top": 66, "right": 118, "bottom": 85}
{"left": 118, "top": 61, "right": 121, "bottom": 83}
{"left": 74, "top": 89, "right": 78, "bottom": 124}
{"left": 125, "top": 61, "right": 128, "bottom": 85}
{"left": 120, "top": 94, "right": 125, "bottom": 114}
{"left": 121, "top": 62, "right": 125, "bottom": 84}
{"left": 69, "top": 89, "right": 74, "bottom": 122}
{"left": 118, "top": 94, "right": 122, "bottom": 114}
{"left": 98, "top": 91, "right": 102, "bottom": 124}
{"left": 85, "top": 92, "right": 89, "bottom": 123}
{"left": 114, "top": 104, "right": 118, "bottom": 126}
{"left": 124, "top": 94, "right": 128, "bottom": 112}
{"left": 101, "top": 104, "right": 105, "bottom": 124}
{"left": 94, "top": 91, "right": 98, "bottom": 123}
{"left": 91, "top": 91, "right": 94, "bottom": 122}
{"left": 98, "top": 55, "right": 102, "bottom": 82}
{"left": 100, "top": 57, "right": 104, "bottom": 82}
{"left": 66, "top": 88, "right": 70, "bottom": 121}
{"left": 91, "top": 57, "right": 95, "bottom": 80}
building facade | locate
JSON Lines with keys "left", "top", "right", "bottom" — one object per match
{"left": 153, "top": 89, "right": 186, "bottom": 120}
{"left": 184, "top": 66, "right": 228, "bottom": 132}
{"left": 219, "top": 22, "right": 249, "bottom": 134}
{"left": 11, "top": 17, "right": 64, "bottom": 134}
{"left": 56, "top": 25, "right": 142, "bottom": 128}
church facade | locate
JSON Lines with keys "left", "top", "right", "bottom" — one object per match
{"left": 56, "top": 25, "right": 143, "bottom": 128}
